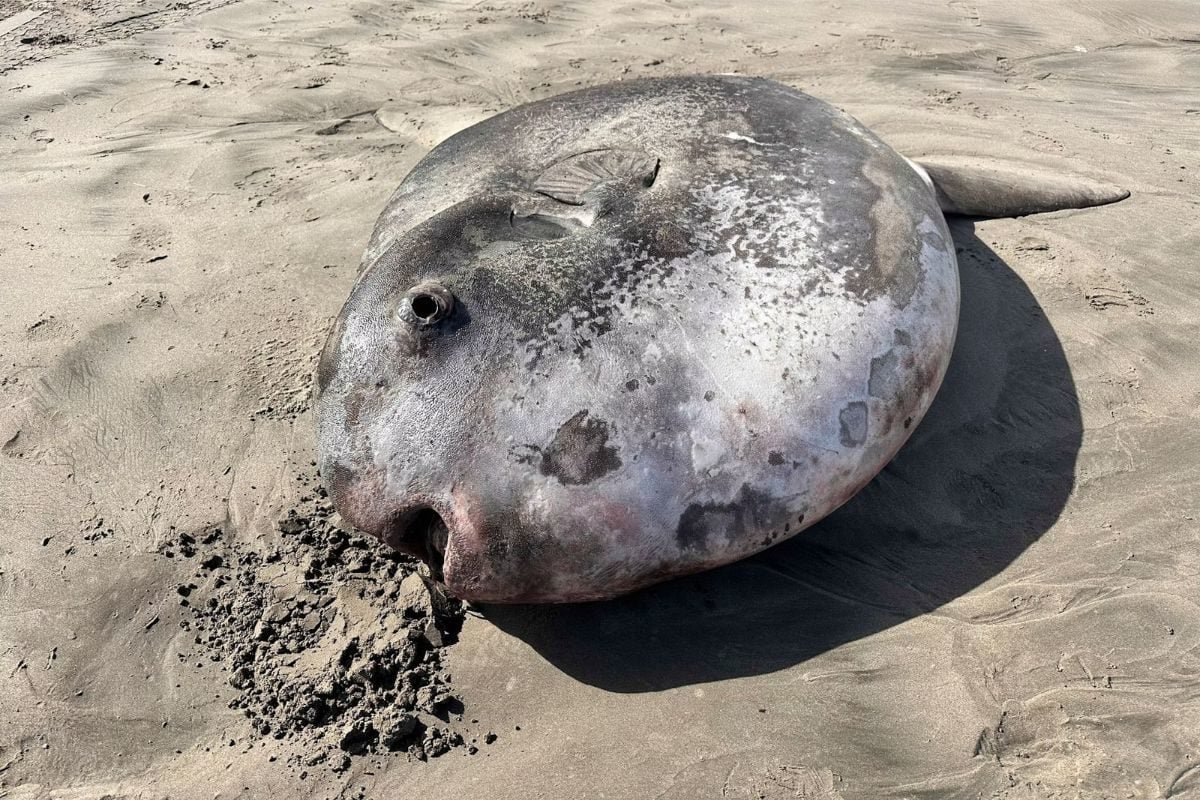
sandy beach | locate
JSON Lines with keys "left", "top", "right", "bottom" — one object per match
{"left": 2, "top": 0, "right": 1198, "bottom": 797}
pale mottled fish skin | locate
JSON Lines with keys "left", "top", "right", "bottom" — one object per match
{"left": 315, "top": 75, "right": 959, "bottom": 603}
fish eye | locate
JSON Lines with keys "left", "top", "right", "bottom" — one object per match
{"left": 399, "top": 282, "right": 454, "bottom": 326}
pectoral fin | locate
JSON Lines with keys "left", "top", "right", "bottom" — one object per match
{"left": 910, "top": 157, "right": 1129, "bottom": 218}
{"left": 510, "top": 148, "right": 661, "bottom": 235}
{"left": 533, "top": 148, "right": 660, "bottom": 206}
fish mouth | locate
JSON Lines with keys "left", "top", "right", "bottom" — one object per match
{"left": 386, "top": 506, "right": 450, "bottom": 582}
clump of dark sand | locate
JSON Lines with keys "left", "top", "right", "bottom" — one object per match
{"left": 163, "top": 476, "right": 488, "bottom": 768}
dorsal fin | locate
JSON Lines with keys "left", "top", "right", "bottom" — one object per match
{"left": 910, "top": 157, "right": 1129, "bottom": 218}
{"left": 533, "top": 149, "right": 659, "bottom": 206}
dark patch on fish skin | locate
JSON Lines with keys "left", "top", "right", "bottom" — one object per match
{"left": 509, "top": 444, "right": 541, "bottom": 466}
{"left": 838, "top": 401, "right": 869, "bottom": 448}
{"left": 625, "top": 378, "right": 639, "bottom": 391}
{"left": 768, "top": 451, "right": 786, "bottom": 466}
{"left": 675, "top": 483, "right": 781, "bottom": 553}
{"left": 894, "top": 328, "right": 912, "bottom": 346}
{"left": 704, "top": 390, "right": 715, "bottom": 402}
{"left": 539, "top": 410, "right": 622, "bottom": 485}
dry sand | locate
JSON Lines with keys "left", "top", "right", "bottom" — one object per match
{"left": 2, "top": 0, "right": 1199, "bottom": 797}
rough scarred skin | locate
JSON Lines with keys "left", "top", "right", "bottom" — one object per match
{"left": 314, "top": 75, "right": 959, "bottom": 603}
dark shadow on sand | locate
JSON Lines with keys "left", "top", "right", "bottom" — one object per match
{"left": 483, "top": 220, "right": 1082, "bottom": 692}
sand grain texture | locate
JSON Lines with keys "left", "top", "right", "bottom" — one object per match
{"left": 1, "top": 0, "right": 1198, "bottom": 798}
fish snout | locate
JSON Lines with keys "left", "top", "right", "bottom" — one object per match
{"left": 330, "top": 483, "right": 459, "bottom": 587}
{"left": 371, "top": 501, "right": 526, "bottom": 603}
{"left": 379, "top": 504, "right": 453, "bottom": 582}
{"left": 378, "top": 494, "right": 527, "bottom": 603}
{"left": 329, "top": 477, "right": 485, "bottom": 597}
{"left": 370, "top": 488, "right": 617, "bottom": 604}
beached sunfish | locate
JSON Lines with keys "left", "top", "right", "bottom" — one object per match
{"left": 315, "top": 75, "right": 1126, "bottom": 603}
